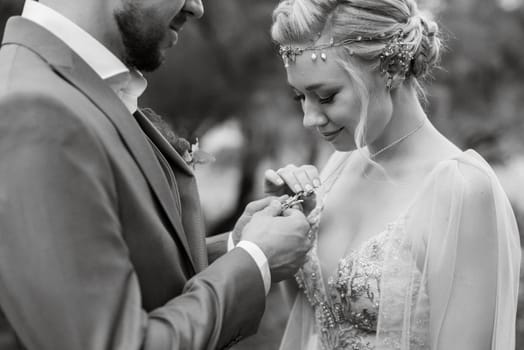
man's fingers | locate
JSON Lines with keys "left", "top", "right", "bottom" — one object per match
{"left": 281, "top": 207, "right": 305, "bottom": 219}
{"left": 245, "top": 195, "right": 289, "bottom": 215}
{"left": 245, "top": 196, "right": 277, "bottom": 214}
{"left": 258, "top": 199, "right": 284, "bottom": 217}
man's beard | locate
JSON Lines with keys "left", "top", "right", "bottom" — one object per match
{"left": 114, "top": 3, "right": 167, "bottom": 72}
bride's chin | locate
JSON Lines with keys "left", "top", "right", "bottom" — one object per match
{"left": 329, "top": 136, "right": 356, "bottom": 152}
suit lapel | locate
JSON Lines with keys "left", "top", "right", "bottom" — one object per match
{"left": 134, "top": 109, "right": 195, "bottom": 176}
{"left": 2, "top": 17, "right": 197, "bottom": 272}
{"left": 134, "top": 110, "right": 208, "bottom": 271}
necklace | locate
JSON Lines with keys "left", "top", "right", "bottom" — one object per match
{"left": 283, "top": 120, "right": 424, "bottom": 210}
{"left": 369, "top": 120, "right": 425, "bottom": 159}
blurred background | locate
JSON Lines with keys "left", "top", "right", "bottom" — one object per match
{"left": 2, "top": 0, "right": 524, "bottom": 348}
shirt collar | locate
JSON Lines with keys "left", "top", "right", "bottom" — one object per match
{"left": 21, "top": 0, "right": 147, "bottom": 113}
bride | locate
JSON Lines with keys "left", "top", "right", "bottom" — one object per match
{"left": 265, "top": 0, "right": 521, "bottom": 349}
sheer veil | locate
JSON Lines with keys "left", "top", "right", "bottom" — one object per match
{"left": 279, "top": 150, "right": 521, "bottom": 349}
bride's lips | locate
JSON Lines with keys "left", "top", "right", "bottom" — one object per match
{"left": 320, "top": 127, "right": 344, "bottom": 141}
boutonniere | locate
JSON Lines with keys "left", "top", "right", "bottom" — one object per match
{"left": 141, "top": 108, "right": 215, "bottom": 169}
{"left": 182, "top": 138, "right": 216, "bottom": 169}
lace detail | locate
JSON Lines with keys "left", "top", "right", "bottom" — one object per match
{"left": 295, "top": 195, "right": 430, "bottom": 349}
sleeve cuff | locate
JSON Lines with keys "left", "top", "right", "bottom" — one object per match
{"left": 227, "top": 232, "right": 235, "bottom": 252}
{"left": 236, "top": 240, "right": 271, "bottom": 296}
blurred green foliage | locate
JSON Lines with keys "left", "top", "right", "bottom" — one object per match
{"left": 1, "top": 0, "right": 524, "bottom": 348}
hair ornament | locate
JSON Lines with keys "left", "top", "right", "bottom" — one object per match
{"left": 278, "top": 28, "right": 416, "bottom": 89}
{"left": 278, "top": 34, "right": 375, "bottom": 67}
{"left": 379, "top": 29, "right": 415, "bottom": 89}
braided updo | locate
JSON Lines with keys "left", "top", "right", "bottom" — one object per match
{"left": 271, "top": 0, "right": 442, "bottom": 87}
{"left": 272, "top": 0, "right": 442, "bottom": 163}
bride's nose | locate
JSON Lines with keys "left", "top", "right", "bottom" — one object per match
{"left": 183, "top": 0, "right": 204, "bottom": 19}
{"left": 302, "top": 100, "right": 328, "bottom": 128}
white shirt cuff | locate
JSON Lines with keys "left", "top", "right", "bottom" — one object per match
{"left": 227, "top": 232, "right": 235, "bottom": 252}
{"left": 235, "top": 240, "right": 271, "bottom": 296}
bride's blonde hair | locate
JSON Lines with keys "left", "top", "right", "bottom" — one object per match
{"left": 271, "top": 0, "right": 442, "bottom": 160}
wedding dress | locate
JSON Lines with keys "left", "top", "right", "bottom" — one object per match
{"left": 279, "top": 150, "right": 521, "bottom": 350}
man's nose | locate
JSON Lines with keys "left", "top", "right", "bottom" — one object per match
{"left": 184, "top": 0, "right": 204, "bottom": 19}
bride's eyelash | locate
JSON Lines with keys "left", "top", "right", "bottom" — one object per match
{"left": 319, "top": 93, "right": 336, "bottom": 104}
{"left": 290, "top": 91, "right": 335, "bottom": 104}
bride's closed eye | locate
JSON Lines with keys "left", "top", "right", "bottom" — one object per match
{"left": 290, "top": 86, "right": 337, "bottom": 105}
{"left": 291, "top": 92, "right": 336, "bottom": 104}
{"left": 318, "top": 93, "right": 336, "bottom": 104}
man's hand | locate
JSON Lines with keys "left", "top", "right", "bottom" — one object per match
{"left": 240, "top": 200, "right": 312, "bottom": 282}
{"left": 231, "top": 196, "right": 288, "bottom": 246}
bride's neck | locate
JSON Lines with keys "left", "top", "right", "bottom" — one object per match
{"left": 361, "top": 86, "right": 460, "bottom": 180}
{"left": 367, "top": 85, "right": 429, "bottom": 163}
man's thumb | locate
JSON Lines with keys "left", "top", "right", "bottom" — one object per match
{"left": 259, "top": 199, "right": 282, "bottom": 217}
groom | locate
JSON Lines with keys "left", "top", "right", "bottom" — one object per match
{"left": 0, "top": 0, "right": 312, "bottom": 349}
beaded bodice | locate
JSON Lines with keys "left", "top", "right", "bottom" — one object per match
{"left": 295, "top": 200, "right": 430, "bottom": 350}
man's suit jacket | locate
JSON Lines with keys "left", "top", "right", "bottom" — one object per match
{"left": 0, "top": 17, "right": 265, "bottom": 350}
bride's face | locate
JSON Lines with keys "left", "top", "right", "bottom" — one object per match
{"left": 286, "top": 46, "right": 393, "bottom": 152}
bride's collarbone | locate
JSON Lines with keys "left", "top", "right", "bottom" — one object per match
{"left": 314, "top": 149, "right": 458, "bottom": 268}
{"left": 317, "top": 181, "right": 412, "bottom": 259}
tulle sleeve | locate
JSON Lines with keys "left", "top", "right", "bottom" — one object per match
{"left": 377, "top": 150, "right": 521, "bottom": 349}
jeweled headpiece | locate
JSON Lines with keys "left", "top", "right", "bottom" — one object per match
{"left": 279, "top": 34, "right": 376, "bottom": 67}
{"left": 278, "top": 29, "right": 415, "bottom": 89}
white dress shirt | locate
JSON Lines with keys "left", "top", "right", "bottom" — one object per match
{"left": 21, "top": 0, "right": 271, "bottom": 295}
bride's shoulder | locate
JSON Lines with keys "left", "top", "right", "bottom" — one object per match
{"left": 407, "top": 150, "right": 512, "bottom": 241}
{"left": 415, "top": 149, "right": 501, "bottom": 214}
{"left": 430, "top": 149, "right": 495, "bottom": 190}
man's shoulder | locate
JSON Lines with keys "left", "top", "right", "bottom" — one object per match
{"left": 0, "top": 89, "right": 90, "bottom": 142}
{"left": 0, "top": 43, "right": 76, "bottom": 104}
{"left": 0, "top": 88, "right": 80, "bottom": 132}
{"left": 0, "top": 46, "right": 94, "bottom": 141}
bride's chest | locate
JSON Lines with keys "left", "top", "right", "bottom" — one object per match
{"left": 297, "top": 217, "right": 429, "bottom": 349}
{"left": 297, "top": 223, "right": 390, "bottom": 336}
{"left": 315, "top": 179, "right": 412, "bottom": 276}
